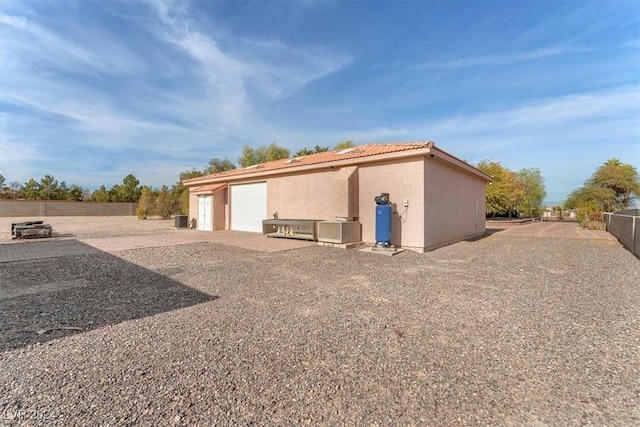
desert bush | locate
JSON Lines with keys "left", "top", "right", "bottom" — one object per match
{"left": 583, "top": 220, "right": 606, "bottom": 230}
{"left": 575, "top": 208, "right": 607, "bottom": 231}
{"left": 136, "top": 186, "right": 155, "bottom": 219}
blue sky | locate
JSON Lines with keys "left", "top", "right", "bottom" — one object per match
{"left": 1, "top": 0, "right": 638, "bottom": 202}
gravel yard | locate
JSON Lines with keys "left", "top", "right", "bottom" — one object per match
{"left": 0, "top": 221, "right": 638, "bottom": 425}
{"left": 0, "top": 216, "right": 173, "bottom": 241}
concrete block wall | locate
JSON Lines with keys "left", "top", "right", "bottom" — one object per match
{"left": 0, "top": 200, "right": 137, "bottom": 217}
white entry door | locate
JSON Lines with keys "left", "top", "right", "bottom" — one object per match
{"left": 197, "top": 196, "right": 212, "bottom": 231}
{"left": 230, "top": 182, "right": 267, "bottom": 232}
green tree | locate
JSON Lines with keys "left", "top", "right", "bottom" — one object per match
{"left": 39, "top": 175, "right": 59, "bottom": 200}
{"left": 565, "top": 159, "right": 640, "bottom": 222}
{"left": 56, "top": 181, "right": 70, "bottom": 200}
{"left": 334, "top": 140, "right": 354, "bottom": 150}
{"left": 477, "top": 161, "right": 544, "bottom": 218}
{"left": 591, "top": 159, "right": 639, "bottom": 209}
{"left": 8, "top": 181, "right": 22, "bottom": 199}
{"left": 136, "top": 185, "right": 156, "bottom": 219}
{"left": 109, "top": 184, "right": 123, "bottom": 202}
{"left": 119, "top": 174, "right": 142, "bottom": 202}
{"left": 238, "top": 142, "right": 290, "bottom": 167}
{"left": 295, "top": 145, "right": 330, "bottom": 156}
{"left": 91, "top": 185, "right": 111, "bottom": 202}
{"left": 476, "top": 160, "right": 513, "bottom": 216}
{"left": 20, "top": 179, "right": 41, "bottom": 200}
{"left": 295, "top": 147, "right": 314, "bottom": 156}
{"left": 517, "top": 168, "right": 546, "bottom": 218}
{"left": 155, "top": 185, "right": 179, "bottom": 219}
{"left": 204, "top": 158, "right": 236, "bottom": 174}
{"left": 180, "top": 169, "right": 204, "bottom": 181}
{"left": 67, "top": 184, "right": 85, "bottom": 201}
{"left": 0, "top": 174, "right": 9, "bottom": 199}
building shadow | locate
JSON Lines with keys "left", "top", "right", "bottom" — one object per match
{"left": 0, "top": 240, "right": 217, "bottom": 352}
{"left": 391, "top": 203, "right": 403, "bottom": 247}
{"left": 464, "top": 227, "right": 504, "bottom": 242}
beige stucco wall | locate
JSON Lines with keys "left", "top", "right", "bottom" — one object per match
{"left": 331, "top": 166, "right": 359, "bottom": 219}
{"left": 267, "top": 169, "right": 339, "bottom": 220}
{"left": 213, "top": 189, "right": 227, "bottom": 231}
{"left": 265, "top": 159, "right": 425, "bottom": 249}
{"left": 423, "top": 157, "right": 486, "bottom": 251}
{"left": 358, "top": 159, "right": 426, "bottom": 250}
{"left": 188, "top": 193, "right": 198, "bottom": 226}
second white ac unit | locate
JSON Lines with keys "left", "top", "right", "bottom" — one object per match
{"left": 318, "top": 221, "right": 361, "bottom": 244}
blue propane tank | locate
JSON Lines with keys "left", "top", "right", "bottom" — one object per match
{"left": 375, "top": 204, "right": 392, "bottom": 246}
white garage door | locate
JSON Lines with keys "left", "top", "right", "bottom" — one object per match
{"left": 230, "top": 182, "right": 267, "bottom": 232}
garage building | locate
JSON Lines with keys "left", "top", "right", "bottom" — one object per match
{"left": 184, "top": 141, "right": 491, "bottom": 252}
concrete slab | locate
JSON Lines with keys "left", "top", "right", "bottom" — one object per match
{"left": 488, "top": 221, "right": 615, "bottom": 240}
{"left": 359, "top": 246, "right": 407, "bottom": 256}
{"left": 80, "top": 230, "right": 316, "bottom": 254}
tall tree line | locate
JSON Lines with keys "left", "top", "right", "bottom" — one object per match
{"left": 0, "top": 173, "right": 142, "bottom": 202}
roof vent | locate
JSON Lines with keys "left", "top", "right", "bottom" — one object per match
{"left": 286, "top": 156, "right": 304, "bottom": 164}
{"left": 245, "top": 164, "right": 262, "bottom": 170}
{"left": 335, "top": 148, "right": 358, "bottom": 155}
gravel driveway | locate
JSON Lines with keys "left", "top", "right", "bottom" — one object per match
{"left": 1, "top": 223, "right": 638, "bottom": 425}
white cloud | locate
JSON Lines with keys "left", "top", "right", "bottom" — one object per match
{"left": 417, "top": 45, "right": 592, "bottom": 69}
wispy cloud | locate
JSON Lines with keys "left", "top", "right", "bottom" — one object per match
{"left": 0, "top": 0, "right": 352, "bottom": 186}
{"left": 286, "top": 85, "right": 640, "bottom": 167}
{"left": 234, "top": 37, "right": 352, "bottom": 98}
{"left": 417, "top": 45, "right": 592, "bottom": 69}
{"left": 623, "top": 39, "right": 640, "bottom": 49}
{"left": 0, "top": 13, "right": 147, "bottom": 74}
{"left": 145, "top": 0, "right": 351, "bottom": 125}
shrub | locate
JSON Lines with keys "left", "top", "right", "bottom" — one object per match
{"left": 583, "top": 220, "right": 606, "bottom": 230}
{"left": 136, "top": 186, "right": 155, "bottom": 220}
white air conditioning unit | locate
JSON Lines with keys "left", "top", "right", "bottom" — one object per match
{"left": 318, "top": 221, "right": 361, "bottom": 244}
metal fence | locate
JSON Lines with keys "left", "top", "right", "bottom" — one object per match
{"left": 0, "top": 200, "right": 137, "bottom": 217}
{"left": 603, "top": 211, "right": 639, "bottom": 258}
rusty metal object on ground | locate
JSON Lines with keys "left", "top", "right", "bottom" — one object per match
{"left": 11, "top": 221, "right": 53, "bottom": 239}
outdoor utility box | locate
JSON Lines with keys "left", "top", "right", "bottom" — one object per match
{"left": 174, "top": 215, "right": 188, "bottom": 228}
{"left": 318, "top": 221, "right": 361, "bottom": 244}
{"left": 375, "top": 204, "right": 392, "bottom": 246}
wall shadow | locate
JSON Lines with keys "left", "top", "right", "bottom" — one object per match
{"left": 464, "top": 228, "right": 504, "bottom": 242}
{"left": 391, "top": 203, "right": 403, "bottom": 247}
{"left": 0, "top": 240, "right": 217, "bottom": 352}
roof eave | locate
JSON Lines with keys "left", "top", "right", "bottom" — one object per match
{"left": 429, "top": 146, "right": 493, "bottom": 182}
{"left": 184, "top": 144, "right": 492, "bottom": 186}
{"left": 184, "top": 148, "right": 435, "bottom": 186}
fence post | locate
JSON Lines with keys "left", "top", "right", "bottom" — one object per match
{"left": 634, "top": 216, "right": 638, "bottom": 257}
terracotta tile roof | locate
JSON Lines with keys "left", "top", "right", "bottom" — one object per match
{"left": 185, "top": 142, "right": 435, "bottom": 184}
{"left": 191, "top": 183, "right": 227, "bottom": 194}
